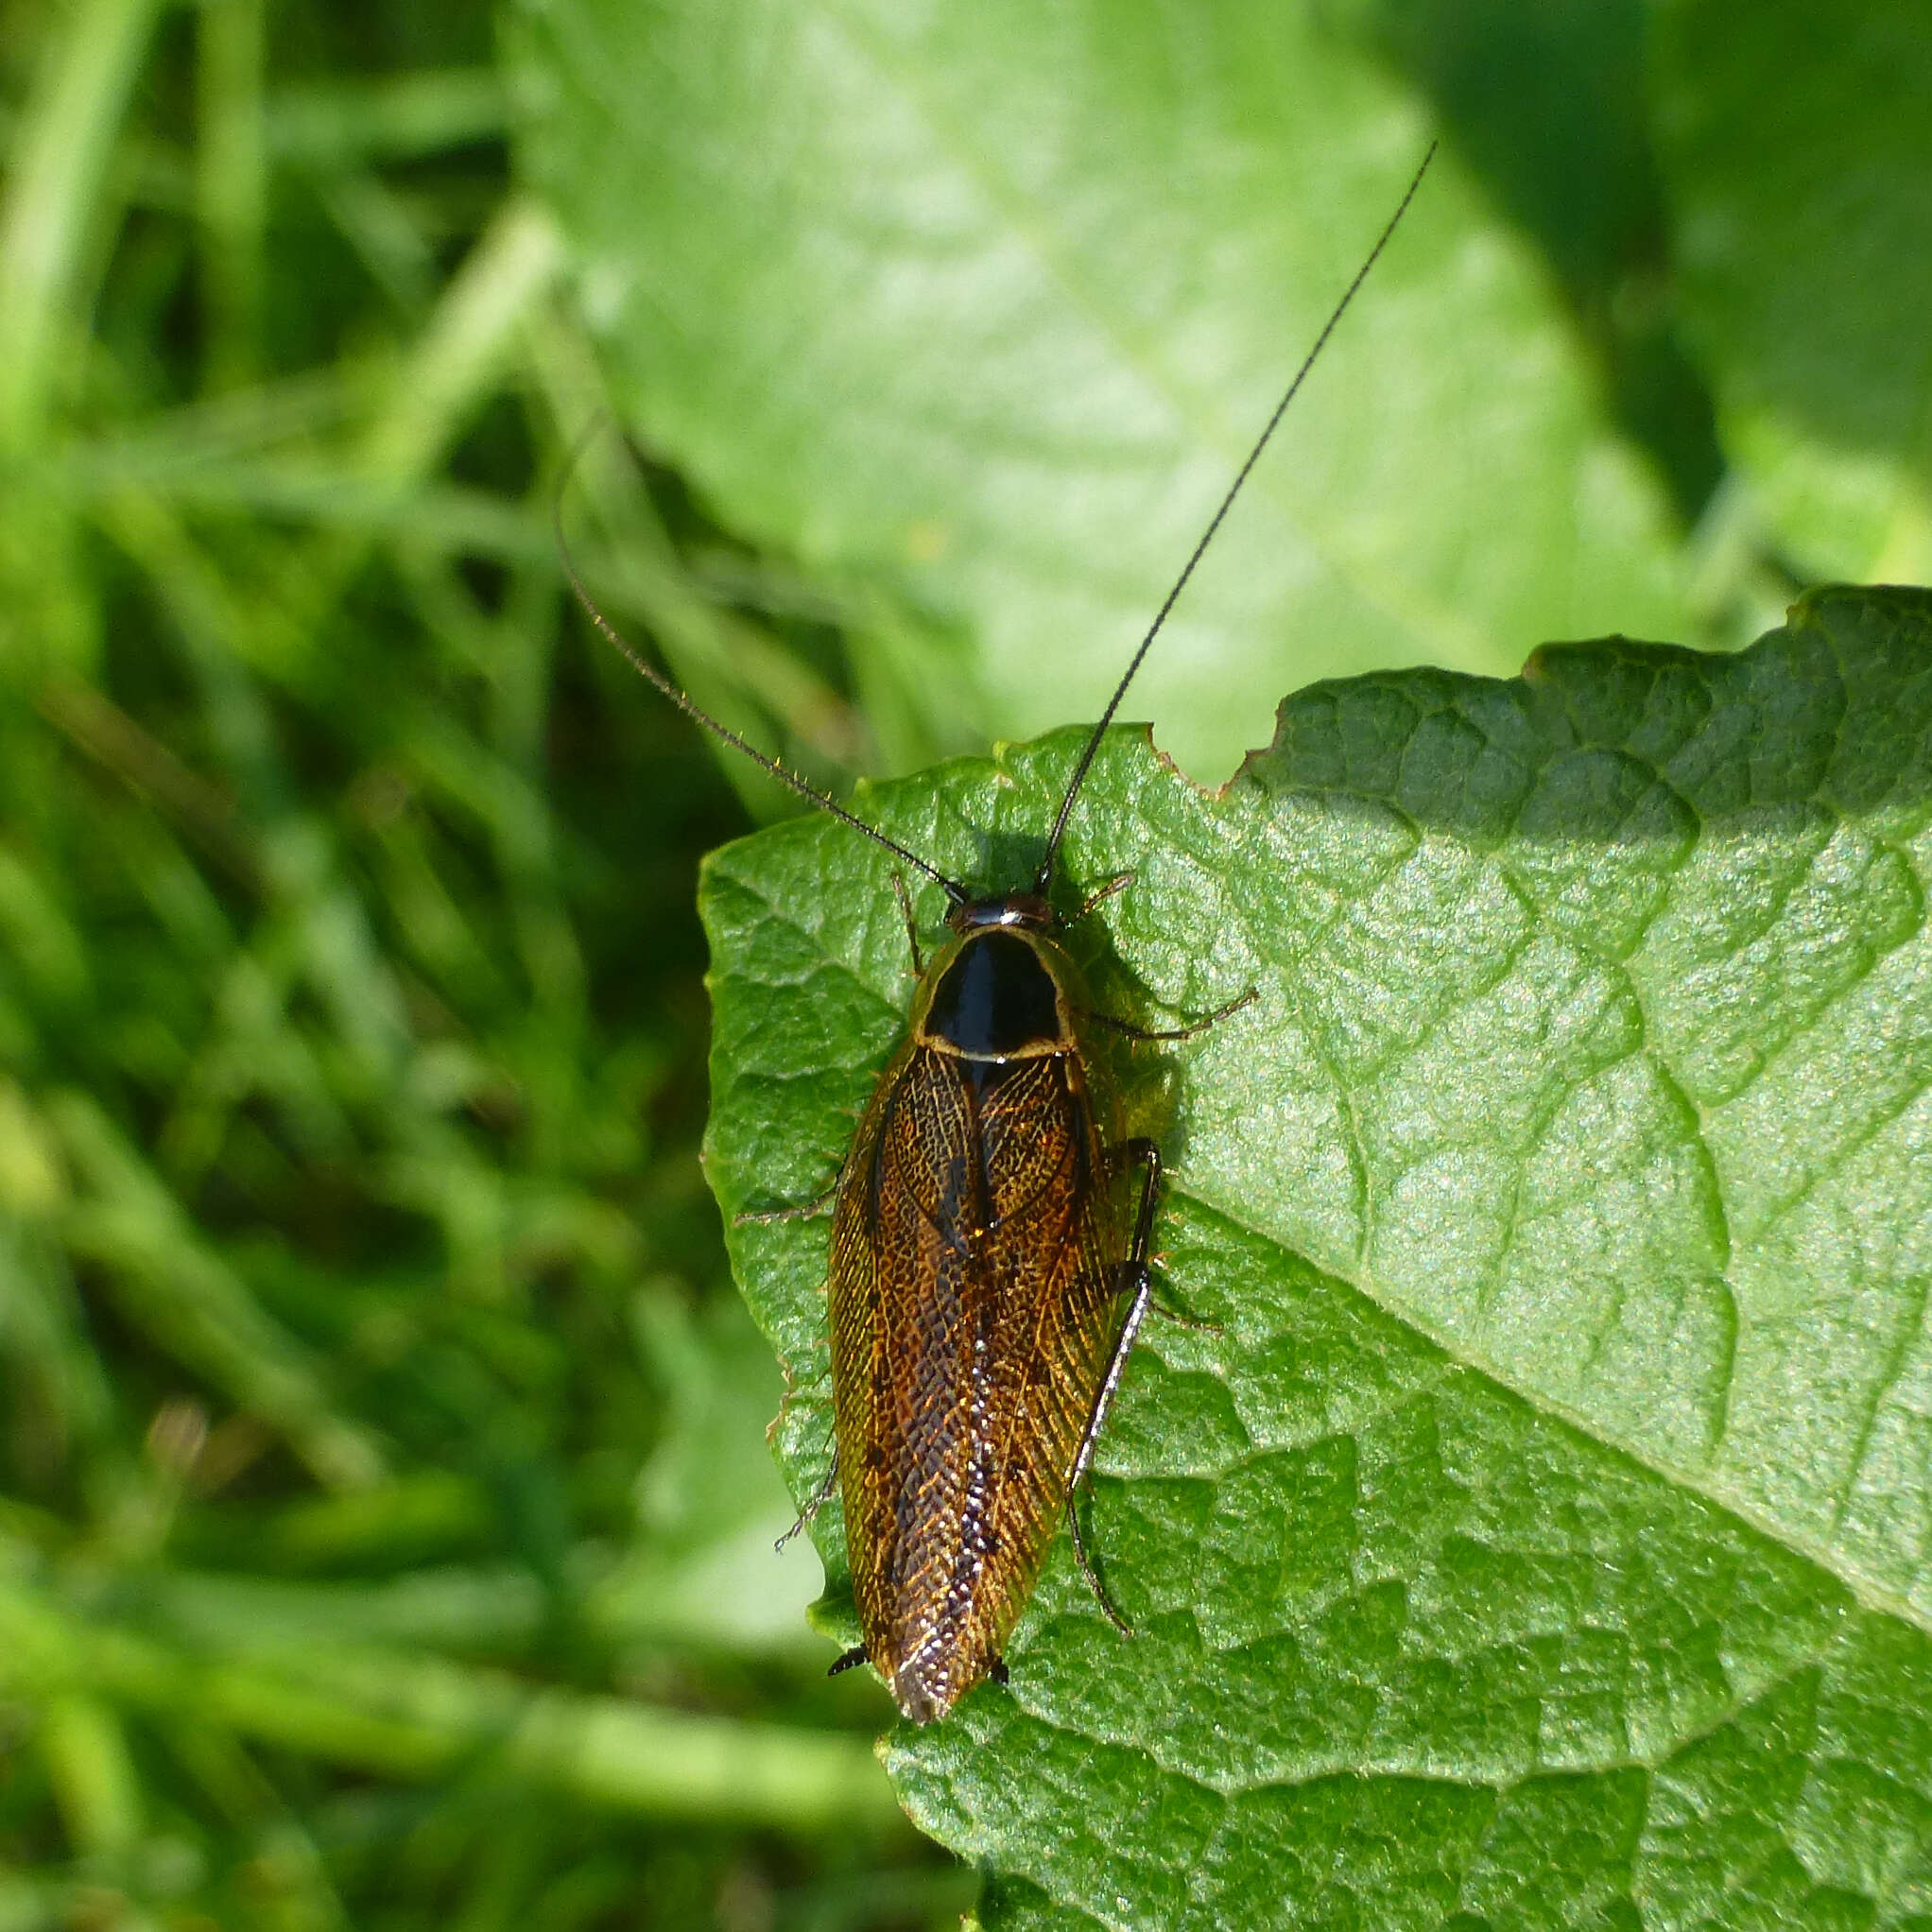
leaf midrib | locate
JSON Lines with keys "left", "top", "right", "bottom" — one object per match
{"left": 1164, "top": 1172, "right": 1929, "bottom": 1635}
{"left": 1194, "top": 809, "right": 1930, "bottom": 1632}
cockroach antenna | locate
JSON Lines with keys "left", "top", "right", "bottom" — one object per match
{"left": 1032, "top": 140, "right": 1438, "bottom": 895}
{"left": 557, "top": 141, "right": 1433, "bottom": 910}
{"left": 550, "top": 431, "right": 972, "bottom": 906}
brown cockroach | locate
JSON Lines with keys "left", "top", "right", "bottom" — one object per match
{"left": 562, "top": 150, "right": 1432, "bottom": 1722}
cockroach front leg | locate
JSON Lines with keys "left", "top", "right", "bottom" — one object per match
{"left": 891, "top": 871, "right": 925, "bottom": 977}
{"left": 1067, "top": 871, "right": 1134, "bottom": 927}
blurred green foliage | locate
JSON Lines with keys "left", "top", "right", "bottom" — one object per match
{"left": 0, "top": 0, "right": 957, "bottom": 1926}
{"left": 2, "top": 0, "right": 1928, "bottom": 1928}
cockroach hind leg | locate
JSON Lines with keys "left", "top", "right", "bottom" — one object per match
{"left": 988, "top": 1655, "right": 1009, "bottom": 1687}
{"left": 1148, "top": 1282, "right": 1222, "bottom": 1334}
{"left": 827, "top": 1645, "right": 868, "bottom": 1679}
{"left": 1067, "top": 1494, "right": 1135, "bottom": 1639}
{"left": 1060, "top": 1188, "right": 1152, "bottom": 1640}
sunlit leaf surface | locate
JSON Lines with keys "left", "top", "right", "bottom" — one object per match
{"left": 511, "top": 0, "right": 1693, "bottom": 780}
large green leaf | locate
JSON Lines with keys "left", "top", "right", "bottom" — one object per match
{"left": 1649, "top": 0, "right": 1932, "bottom": 583}
{"left": 1328, "top": 0, "right": 1726, "bottom": 525}
{"left": 703, "top": 586, "right": 1932, "bottom": 1924}
{"left": 507, "top": 0, "right": 1692, "bottom": 780}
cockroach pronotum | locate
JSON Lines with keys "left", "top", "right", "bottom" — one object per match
{"left": 561, "top": 148, "right": 1433, "bottom": 1722}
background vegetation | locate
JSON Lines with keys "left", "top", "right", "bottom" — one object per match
{"left": 0, "top": 1, "right": 1926, "bottom": 1929}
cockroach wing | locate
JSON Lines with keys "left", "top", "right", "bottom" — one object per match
{"left": 829, "top": 1039, "right": 1129, "bottom": 1722}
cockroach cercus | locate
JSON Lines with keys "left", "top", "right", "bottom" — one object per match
{"left": 560, "top": 149, "right": 1433, "bottom": 1723}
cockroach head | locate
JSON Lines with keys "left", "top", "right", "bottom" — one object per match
{"left": 947, "top": 892, "right": 1056, "bottom": 935}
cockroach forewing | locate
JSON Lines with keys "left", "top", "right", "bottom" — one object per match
{"left": 829, "top": 1031, "right": 1131, "bottom": 1722}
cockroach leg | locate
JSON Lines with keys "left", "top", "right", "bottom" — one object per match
{"left": 1068, "top": 1493, "right": 1134, "bottom": 1637}
{"left": 1148, "top": 1290, "right": 1222, "bottom": 1334}
{"left": 891, "top": 870, "right": 925, "bottom": 977}
{"left": 1062, "top": 1135, "right": 1163, "bottom": 1637}
{"left": 1115, "top": 1136, "right": 1162, "bottom": 1291}
{"left": 827, "top": 1646, "right": 868, "bottom": 1679}
{"left": 987, "top": 1656, "right": 1009, "bottom": 1686}
{"left": 736, "top": 1180, "right": 839, "bottom": 1224}
{"left": 775, "top": 1446, "right": 839, "bottom": 1552}
{"left": 1114, "top": 1141, "right": 1216, "bottom": 1331}
{"left": 1067, "top": 871, "right": 1134, "bottom": 926}
{"left": 1080, "top": 985, "right": 1256, "bottom": 1044}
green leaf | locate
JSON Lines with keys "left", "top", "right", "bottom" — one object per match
{"left": 1650, "top": 0, "right": 1932, "bottom": 582}
{"left": 508, "top": 0, "right": 1693, "bottom": 779}
{"left": 703, "top": 586, "right": 1932, "bottom": 1924}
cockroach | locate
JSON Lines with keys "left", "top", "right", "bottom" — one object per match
{"left": 561, "top": 149, "right": 1433, "bottom": 1722}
